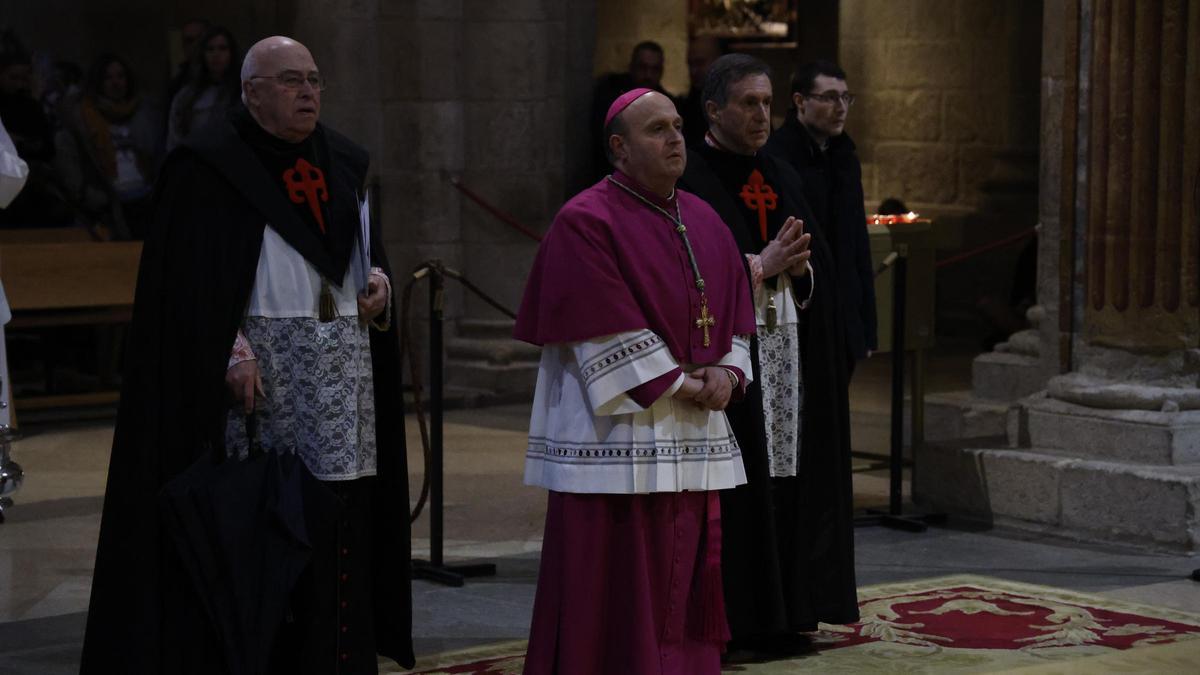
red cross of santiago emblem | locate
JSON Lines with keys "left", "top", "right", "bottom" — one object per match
{"left": 739, "top": 169, "right": 777, "bottom": 241}
{"left": 283, "top": 157, "right": 329, "bottom": 232}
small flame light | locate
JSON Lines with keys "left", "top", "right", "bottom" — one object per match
{"left": 867, "top": 212, "right": 930, "bottom": 226}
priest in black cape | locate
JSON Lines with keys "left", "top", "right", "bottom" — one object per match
{"left": 677, "top": 54, "right": 858, "bottom": 653}
{"left": 764, "top": 60, "right": 877, "bottom": 375}
{"left": 80, "top": 36, "right": 414, "bottom": 674}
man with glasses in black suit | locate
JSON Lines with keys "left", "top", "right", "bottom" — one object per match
{"left": 765, "top": 60, "right": 877, "bottom": 377}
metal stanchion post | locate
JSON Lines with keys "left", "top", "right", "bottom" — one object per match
{"left": 411, "top": 262, "right": 497, "bottom": 587}
{"left": 857, "top": 251, "right": 945, "bottom": 532}
{"left": 911, "top": 347, "right": 926, "bottom": 485}
{"left": 430, "top": 267, "right": 445, "bottom": 569}
{"left": 889, "top": 255, "right": 907, "bottom": 516}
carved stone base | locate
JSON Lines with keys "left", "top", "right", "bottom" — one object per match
{"left": 926, "top": 316, "right": 1049, "bottom": 442}
{"left": 971, "top": 350, "right": 1046, "bottom": 402}
{"left": 915, "top": 441, "right": 1200, "bottom": 552}
{"left": 444, "top": 319, "right": 538, "bottom": 404}
{"left": 916, "top": 394, "right": 1200, "bottom": 552}
{"left": 925, "top": 390, "right": 1010, "bottom": 442}
{"left": 1022, "top": 393, "right": 1200, "bottom": 465}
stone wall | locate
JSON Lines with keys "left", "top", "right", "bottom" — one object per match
{"left": 839, "top": 0, "right": 1044, "bottom": 337}
{"left": 286, "top": 0, "right": 595, "bottom": 325}
{"left": 456, "top": 1, "right": 595, "bottom": 319}
{"left": 917, "top": 0, "right": 1200, "bottom": 553}
{"left": 593, "top": 0, "right": 689, "bottom": 97}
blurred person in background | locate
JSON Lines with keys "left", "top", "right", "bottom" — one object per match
{"left": 0, "top": 32, "right": 71, "bottom": 226}
{"left": 676, "top": 35, "right": 724, "bottom": 148}
{"left": 57, "top": 54, "right": 160, "bottom": 238}
{"left": 39, "top": 59, "right": 83, "bottom": 136}
{"left": 166, "top": 17, "right": 210, "bottom": 106}
{"left": 167, "top": 26, "right": 241, "bottom": 151}
{"left": 589, "top": 41, "right": 669, "bottom": 180}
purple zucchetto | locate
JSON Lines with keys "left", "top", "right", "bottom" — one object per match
{"left": 603, "top": 88, "right": 655, "bottom": 129}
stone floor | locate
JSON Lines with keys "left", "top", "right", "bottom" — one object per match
{"left": 3, "top": 346, "right": 1200, "bottom": 673}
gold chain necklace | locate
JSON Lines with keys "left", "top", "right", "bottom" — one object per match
{"left": 606, "top": 175, "right": 717, "bottom": 347}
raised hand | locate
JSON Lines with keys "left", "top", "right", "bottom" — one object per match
{"left": 759, "top": 217, "right": 812, "bottom": 277}
{"left": 786, "top": 217, "right": 812, "bottom": 277}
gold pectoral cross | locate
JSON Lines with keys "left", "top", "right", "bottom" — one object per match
{"left": 695, "top": 298, "right": 716, "bottom": 347}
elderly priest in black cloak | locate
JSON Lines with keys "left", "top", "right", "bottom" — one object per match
{"left": 80, "top": 36, "right": 414, "bottom": 675}
{"left": 678, "top": 53, "right": 859, "bottom": 656}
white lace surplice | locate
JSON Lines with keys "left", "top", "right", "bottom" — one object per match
{"left": 524, "top": 329, "right": 753, "bottom": 494}
{"left": 756, "top": 269, "right": 813, "bottom": 478}
{"left": 225, "top": 225, "right": 377, "bottom": 481}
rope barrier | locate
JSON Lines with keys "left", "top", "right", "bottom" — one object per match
{"left": 935, "top": 227, "right": 1037, "bottom": 269}
{"left": 449, "top": 177, "right": 544, "bottom": 243}
{"left": 450, "top": 174, "right": 1038, "bottom": 273}
{"left": 399, "top": 260, "right": 519, "bottom": 523}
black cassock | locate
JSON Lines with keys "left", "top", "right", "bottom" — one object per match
{"left": 680, "top": 143, "right": 859, "bottom": 644}
{"left": 80, "top": 113, "right": 415, "bottom": 674}
{"left": 764, "top": 118, "right": 878, "bottom": 366}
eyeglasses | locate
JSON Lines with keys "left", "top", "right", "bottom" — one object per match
{"left": 806, "top": 91, "right": 855, "bottom": 107}
{"left": 249, "top": 70, "right": 326, "bottom": 91}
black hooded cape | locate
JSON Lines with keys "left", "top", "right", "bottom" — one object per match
{"left": 764, "top": 118, "right": 877, "bottom": 365}
{"left": 679, "top": 148, "right": 859, "bottom": 641}
{"left": 79, "top": 116, "right": 415, "bottom": 673}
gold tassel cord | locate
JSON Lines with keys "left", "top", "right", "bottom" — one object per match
{"left": 318, "top": 279, "right": 337, "bottom": 322}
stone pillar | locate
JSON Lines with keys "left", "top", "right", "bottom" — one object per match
{"left": 1083, "top": 0, "right": 1199, "bottom": 355}
{"left": 918, "top": 0, "right": 1200, "bottom": 551}
{"left": 285, "top": 0, "right": 439, "bottom": 295}
{"left": 458, "top": 0, "right": 594, "bottom": 319}
{"left": 1034, "top": 0, "right": 1200, "bottom": 454}
{"left": 280, "top": 0, "right": 597, "bottom": 313}
{"left": 280, "top": 0, "right": 595, "bottom": 399}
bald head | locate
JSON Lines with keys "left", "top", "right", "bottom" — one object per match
{"left": 241, "top": 36, "right": 312, "bottom": 89}
{"left": 241, "top": 36, "right": 321, "bottom": 142}
{"left": 607, "top": 91, "right": 685, "bottom": 197}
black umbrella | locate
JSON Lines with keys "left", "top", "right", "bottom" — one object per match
{"left": 160, "top": 415, "right": 338, "bottom": 675}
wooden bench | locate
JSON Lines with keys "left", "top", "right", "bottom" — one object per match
{"left": 0, "top": 233, "right": 142, "bottom": 412}
{"left": 0, "top": 227, "right": 94, "bottom": 245}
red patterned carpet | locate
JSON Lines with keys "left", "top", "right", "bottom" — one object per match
{"left": 399, "top": 575, "right": 1200, "bottom": 674}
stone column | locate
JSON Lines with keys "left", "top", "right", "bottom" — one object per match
{"left": 1032, "top": 0, "right": 1200, "bottom": 472}
{"left": 285, "top": 0, "right": 445, "bottom": 292}
{"left": 281, "top": 0, "right": 595, "bottom": 399}
{"left": 458, "top": 0, "right": 592, "bottom": 318}
{"left": 1083, "top": 0, "right": 1199, "bottom": 354}
{"left": 919, "top": 0, "right": 1200, "bottom": 552}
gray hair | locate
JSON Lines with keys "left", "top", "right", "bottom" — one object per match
{"left": 240, "top": 36, "right": 299, "bottom": 105}
{"left": 702, "top": 53, "right": 771, "bottom": 110}
{"left": 239, "top": 50, "right": 257, "bottom": 104}
{"left": 603, "top": 113, "right": 630, "bottom": 166}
